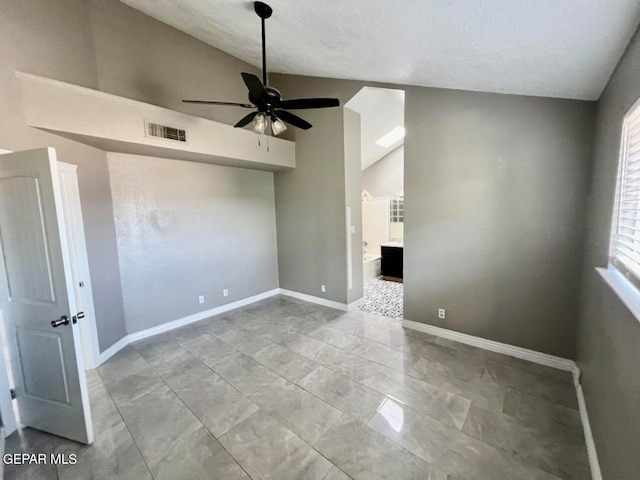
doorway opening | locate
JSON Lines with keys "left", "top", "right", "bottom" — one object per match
{"left": 345, "top": 87, "right": 405, "bottom": 318}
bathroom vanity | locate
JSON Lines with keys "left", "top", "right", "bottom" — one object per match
{"left": 381, "top": 242, "right": 403, "bottom": 282}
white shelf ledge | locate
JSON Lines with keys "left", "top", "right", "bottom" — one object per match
{"left": 17, "top": 72, "right": 295, "bottom": 171}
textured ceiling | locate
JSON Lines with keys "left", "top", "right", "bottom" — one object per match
{"left": 122, "top": 0, "right": 640, "bottom": 100}
{"left": 345, "top": 87, "right": 404, "bottom": 171}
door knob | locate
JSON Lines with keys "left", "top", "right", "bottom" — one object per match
{"left": 51, "top": 315, "right": 70, "bottom": 328}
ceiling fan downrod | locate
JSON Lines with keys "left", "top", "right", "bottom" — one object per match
{"left": 254, "top": 1, "right": 272, "bottom": 87}
{"left": 181, "top": 0, "right": 339, "bottom": 134}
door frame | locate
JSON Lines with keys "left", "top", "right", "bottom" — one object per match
{"left": 0, "top": 149, "right": 16, "bottom": 437}
{"left": 0, "top": 328, "right": 16, "bottom": 437}
{"left": 58, "top": 162, "right": 100, "bottom": 369}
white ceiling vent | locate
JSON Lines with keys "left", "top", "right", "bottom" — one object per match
{"left": 145, "top": 121, "right": 187, "bottom": 142}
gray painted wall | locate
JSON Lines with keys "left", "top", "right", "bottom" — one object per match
{"left": 362, "top": 145, "right": 404, "bottom": 198}
{"left": 0, "top": 0, "right": 601, "bottom": 365}
{"left": 273, "top": 73, "right": 594, "bottom": 357}
{"left": 108, "top": 153, "right": 279, "bottom": 334}
{"left": 403, "top": 87, "right": 594, "bottom": 358}
{"left": 1, "top": 0, "right": 266, "bottom": 352}
{"left": 576, "top": 26, "right": 640, "bottom": 479}
{"left": 0, "top": 0, "right": 127, "bottom": 351}
{"left": 273, "top": 76, "right": 356, "bottom": 304}
{"left": 88, "top": 0, "right": 260, "bottom": 127}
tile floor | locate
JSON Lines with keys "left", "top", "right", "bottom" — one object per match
{"left": 359, "top": 278, "right": 403, "bottom": 318}
{"left": 5, "top": 295, "right": 590, "bottom": 480}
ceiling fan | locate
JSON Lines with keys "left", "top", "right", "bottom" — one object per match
{"left": 182, "top": 1, "right": 340, "bottom": 136}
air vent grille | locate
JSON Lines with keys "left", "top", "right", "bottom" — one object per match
{"left": 146, "top": 122, "right": 187, "bottom": 142}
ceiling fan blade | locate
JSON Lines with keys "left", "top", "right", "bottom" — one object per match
{"left": 182, "top": 100, "right": 254, "bottom": 108}
{"left": 241, "top": 72, "right": 267, "bottom": 101}
{"left": 274, "top": 110, "right": 312, "bottom": 130}
{"left": 234, "top": 111, "right": 259, "bottom": 128}
{"left": 278, "top": 98, "right": 340, "bottom": 110}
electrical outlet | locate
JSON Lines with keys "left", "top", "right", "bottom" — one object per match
{"left": 438, "top": 308, "right": 446, "bottom": 319}
{"left": 223, "top": 289, "right": 229, "bottom": 297}
{"left": 198, "top": 295, "right": 205, "bottom": 304}
{"left": 321, "top": 285, "right": 326, "bottom": 293}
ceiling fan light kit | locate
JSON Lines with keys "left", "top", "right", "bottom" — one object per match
{"left": 271, "top": 117, "right": 287, "bottom": 135}
{"left": 252, "top": 112, "right": 268, "bottom": 134}
{"left": 182, "top": 1, "right": 340, "bottom": 136}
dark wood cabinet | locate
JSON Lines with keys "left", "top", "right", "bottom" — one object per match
{"left": 381, "top": 245, "right": 403, "bottom": 282}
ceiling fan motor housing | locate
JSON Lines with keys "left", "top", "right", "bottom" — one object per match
{"left": 250, "top": 86, "right": 282, "bottom": 112}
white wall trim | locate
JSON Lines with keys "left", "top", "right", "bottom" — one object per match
{"left": 574, "top": 375, "right": 603, "bottom": 480}
{"left": 58, "top": 162, "right": 101, "bottom": 370}
{"left": 278, "top": 288, "right": 349, "bottom": 311}
{"left": 347, "top": 297, "right": 364, "bottom": 312}
{"left": 96, "top": 335, "right": 130, "bottom": 366}
{"left": 96, "top": 287, "right": 351, "bottom": 366}
{"left": 127, "top": 289, "right": 280, "bottom": 344}
{"left": 96, "top": 289, "right": 280, "bottom": 366}
{"left": 402, "top": 319, "right": 575, "bottom": 371}
{"left": 96, "top": 287, "right": 349, "bottom": 365}
{"left": 346, "top": 206, "right": 353, "bottom": 291}
{"left": 596, "top": 267, "right": 640, "bottom": 324}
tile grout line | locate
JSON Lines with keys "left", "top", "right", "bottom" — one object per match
{"left": 94, "top": 366, "right": 155, "bottom": 480}
{"left": 187, "top": 324, "right": 372, "bottom": 477}
{"left": 210, "top": 309, "right": 576, "bottom": 440}
{"left": 148, "top": 365, "right": 256, "bottom": 480}
{"left": 105, "top": 304, "right": 584, "bottom": 480}
{"left": 177, "top": 340, "right": 345, "bottom": 478}
{"left": 129, "top": 340, "right": 257, "bottom": 479}
{"left": 223, "top": 312, "right": 490, "bottom": 439}
{"left": 285, "top": 328, "right": 583, "bottom": 477}
{"left": 136, "top": 327, "right": 348, "bottom": 479}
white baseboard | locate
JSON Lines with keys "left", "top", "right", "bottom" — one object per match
{"left": 96, "top": 335, "right": 130, "bottom": 366}
{"left": 127, "top": 289, "right": 280, "bottom": 344}
{"left": 97, "top": 288, "right": 356, "bottom": 366}
{"left": 278, "top": 288, "right": 349, "bottom": 311}
{"left": 95, "top": 289, "right": 280, "bottom": 366}
{"left": 403, "top": 319, "right": 601, "bottom": 480}
{"left": 574, "top": 376, "right": 603, "bottom": 480}
{"left": 347, "top": 297, "right": 364, "bottom": 312}
{"left": 402, "top": 319, "right": 575, "bottom": 372}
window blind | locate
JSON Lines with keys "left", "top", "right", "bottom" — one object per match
{"left": 610, "top": 98, "right": 640, "bottom": 287}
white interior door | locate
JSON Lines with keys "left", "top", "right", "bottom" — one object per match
{"left": 0, "top": 148, "right": 93, "bottom": 444}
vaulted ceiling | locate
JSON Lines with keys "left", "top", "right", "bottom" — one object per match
{"left": 345, "top": 87, "right": 404, "bottom": 171}
{"left": 122, "top": 0, "right": 640, "bottom": 100}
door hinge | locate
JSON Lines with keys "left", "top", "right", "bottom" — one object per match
{"left": 10, "top": 388, "right": 16, "bottom": 400}
{"left": 72, "top": 312, "right": 85, "bottom": 324}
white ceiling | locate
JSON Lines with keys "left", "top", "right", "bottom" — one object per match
{"left": 122, "top": 0, "right": 640, "bottom": 100}
{"left": 345, "top": 87, "right": 404, "bottom": 171}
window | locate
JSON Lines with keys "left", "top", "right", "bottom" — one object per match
{"left": 609, "top": 98, "right": 640, "bottom": 287}
{"left": 390, "top": 196, "right": 404, "bottom": 223}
